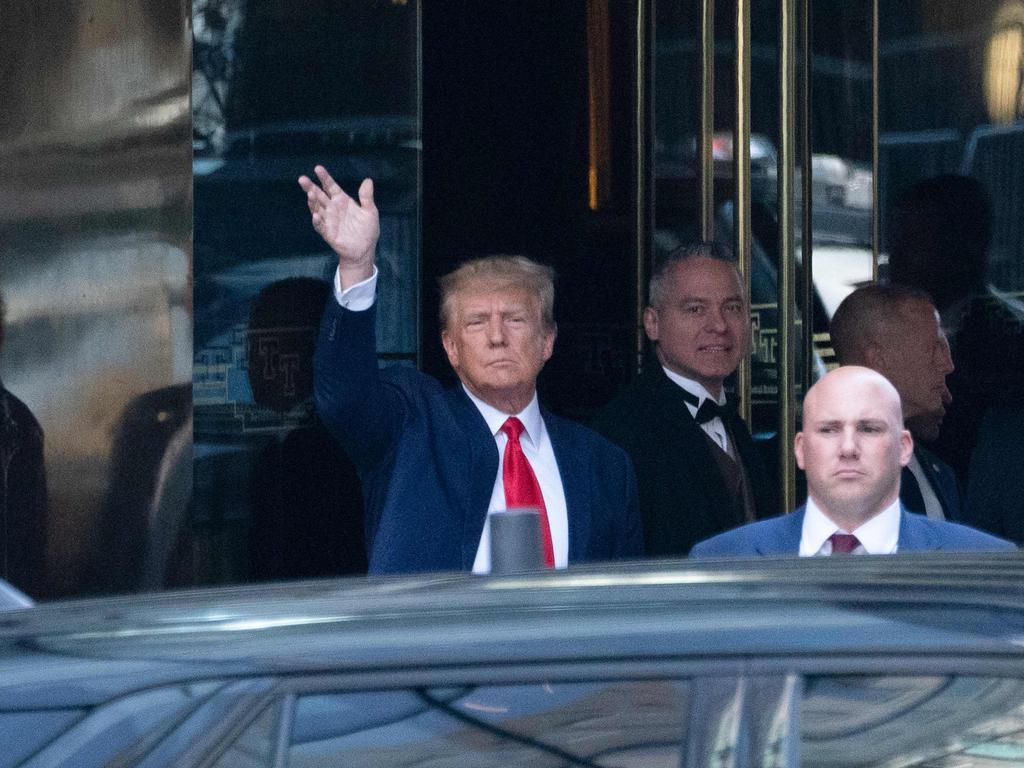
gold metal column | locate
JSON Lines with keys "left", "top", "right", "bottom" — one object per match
{"left": 778, "top": 0, "right": 798, "bottom": 513}
{"left": 800, "top": 0, "right": 813, "bottom": 396}
{"left": 635, "top": 0, "right": 654, "bottom": 370}
{"left": 700, "top": 0, "right": 715, "bottom": 240}
{"left": 587, "top": 0, "right": 612, "bottom": 211}
{"left": 735, "top": 0, "right": 752, "bottom": 423}
{"left": 871, "top": 0, "right": 880, "bottom": 280}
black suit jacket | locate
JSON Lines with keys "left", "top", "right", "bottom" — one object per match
{"left": 0, "top": 384, "right": 48, "bottom": 597}
{"left": 591, "top": 367, "right": 777, "bottom": 557}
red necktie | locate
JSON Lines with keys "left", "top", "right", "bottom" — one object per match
{"left": 501, "top": 417, "right": 554, "bottom": 567}
{"left": 829, "top": 532, "right": 861, "bottom": 554}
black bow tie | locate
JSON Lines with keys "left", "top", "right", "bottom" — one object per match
{"left": 679, "top": 389, "right": 730, "bottom": 425}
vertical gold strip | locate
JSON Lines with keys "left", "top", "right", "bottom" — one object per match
{"left": 700, "top": 0, "right": 715, "bottom": 239}
{"left": 735, "top": 0, "right": 752, "bottom": 423}
{"left": 635, "top": 0, "right": 652, "bottom": 370}
{"left": 415, "top": 0, "right": 424, "bottom": 370}
{"left": 871, "top": 0, "right": 880, "bottom": 280}
{"left": 779, "top": 0, "right": 798, "bottom": 514}
{"left": 800, "top": 0, "right": 813, "bottom": 396}
{"left": 587, "top": 0, "right": 612, "bottom": 211}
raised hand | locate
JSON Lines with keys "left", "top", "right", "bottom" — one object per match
{"left": 298, "top": 166, "right": 380, "bottom": 288}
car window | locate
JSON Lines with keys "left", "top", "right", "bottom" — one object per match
{"left": 0, "top": 709, "right": 85, "bottom": 767}
{"left": 800, "top": 675, "right": 1024, "bottom": 767}
{"left": 209, "top": 700, "right": 282, "bottom": 768}
{"left": 287, "top": 680, "right": 690, "bottom": 768}
{"left": 201, "top": 673, "right": 1024, "bottom": 768}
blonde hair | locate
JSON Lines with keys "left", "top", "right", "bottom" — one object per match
{"left": 439, "top": 255, "right": 555, "bottom": 331}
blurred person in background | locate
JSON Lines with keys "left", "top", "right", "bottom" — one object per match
{"left": 0, "top": 291, "right": 49, "bottom": 597}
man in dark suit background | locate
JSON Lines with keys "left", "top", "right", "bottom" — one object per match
{"left": 300, "top": 166, "right": 642, "bottom": 574}
{"left": 886, "top": 174, "right": 1024, "bottom": 488}
{"left": 591, "top": 242, "right": 775, "bottom": 557}
{"left": 0, "top": 292, "right": 49, "bottom": 597}
{"left": 829, "top": 284, "right": 961, "bottom": 520}
{"left": 691, "top": 366, "right": 1013, "bottom": 556}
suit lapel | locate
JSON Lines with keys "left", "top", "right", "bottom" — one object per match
{"left": 914, "top": 445, "right": 961, "bottom": 521}
{"left": 897, "top": 505, "right": 942, "bottom": 551}
{"left": 649, "top": 370, "right": 734, "bottom": 502}
{"left": 544, "top": 409, "right": 590, "bottom": 562}
{"left": 445, "top": 387, "right": 500, "bottom": 568}
{"left": 754, "top": 507, "right": 805, "bottom": 555}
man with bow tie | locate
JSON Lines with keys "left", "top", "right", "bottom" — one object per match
{"left": 592, "top": 242, "right": 777, "bottom": 557}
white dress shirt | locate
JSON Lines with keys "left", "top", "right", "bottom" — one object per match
{"left": 661, "top": 367, "right": 732, "bottom": 455}
{"left": 799, "top": 496, "right": 901, "bottom": 556}
{"left": 334, "top": 264, "right": 378, "bottom": 309}
{"left": 332, "top": 266, "right": 569, "bottom": 573}
{"left": 467, "top": 390, "right": 569, "bottom": 573}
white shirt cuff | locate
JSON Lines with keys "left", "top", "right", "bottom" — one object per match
{"left": 333, "top": 265, "right": 378, "bottom": 310}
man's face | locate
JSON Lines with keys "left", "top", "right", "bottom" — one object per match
{"left": 643, "top": 256, "right": 749, "bottom": 398}
{"left": 873, "top": 299, "right": 953, "bottom": 442}
{"left": 795, "top": 368, "right": 914, "bottom": 527}
{"left": 441, "top": 285, "right": 555, "bottom": 413}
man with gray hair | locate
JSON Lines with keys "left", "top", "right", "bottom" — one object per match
{"left": 592, "top": 242, "right": 775, "bottom": 557}
{"left": 829, "top": 283, "right": 960, "bottom": 521}
{"left": 300, "top": 166, "right": 641, "bottom": 574}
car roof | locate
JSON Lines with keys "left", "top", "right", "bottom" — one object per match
{"left": 2, "top": 553, "right": 1022, "bottom": 709}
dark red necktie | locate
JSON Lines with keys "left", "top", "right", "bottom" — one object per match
{"left": 501, "top": 417, "right": 554, "bottom": 567}
{"left": 829, "top": 532, "right": 861, "bottom": 554}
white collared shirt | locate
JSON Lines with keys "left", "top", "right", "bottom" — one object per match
{"left": 332, "top": 267, "right": 569, "bottom": 573}
{"left": 799, "top": 496, "right": 901, "bottom": 556}
{"left": 334, "top": 265, "right": 378, "bottom": 309}
{"left": 467, "top": 389, "right": 569, "bottom": 573}
{"left": 661, "top": 367, "right": 732, "bottom": 455}
{"left": 905, "top": 453, "right": 945, "bottom": 521}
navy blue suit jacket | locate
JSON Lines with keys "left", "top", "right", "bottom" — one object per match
{"left": 314, "top": 298, "right": 643, "bottom": 574}
{"left": 900, "top": 445, "right": 962, "bottom": 520}
{"left": 689, "top": 504, "right": 1015, "bottom": 557}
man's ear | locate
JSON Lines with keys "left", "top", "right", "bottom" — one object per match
{"left": 794, "top": 431, "right": 806, "bottom": 470}
{"left": 898, "top": 428, "right": 914, "bottom": 467}
{"left": 642, "top": 306, "right": 659, "bottom": 342}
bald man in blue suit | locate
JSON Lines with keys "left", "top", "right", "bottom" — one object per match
{"left": 692, "top": 367, "right": 1013, "bottom": 557}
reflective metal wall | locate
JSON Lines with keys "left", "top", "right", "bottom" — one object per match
{"left": 0, "top": 0, "right": 192, "bottom": 598}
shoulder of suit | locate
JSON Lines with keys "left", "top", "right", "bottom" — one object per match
{"left": 549, "top": 408, "right": 631, "bottom": 459}
{"left": 909, "top": 512, "right": 1016, "bottom": 550}
{"left": 590, "top": 380, "right": 662, "bottom": 441}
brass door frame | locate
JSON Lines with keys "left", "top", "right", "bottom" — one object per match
{"left": 638, "top": 0, "right": 881, "bottom": 513}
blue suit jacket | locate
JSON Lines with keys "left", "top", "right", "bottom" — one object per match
{"left": 314, "top": 298, "right": 643, "bottom": 574}
{"left": 689, "top": 504, "right": 1015, "bottom": 557}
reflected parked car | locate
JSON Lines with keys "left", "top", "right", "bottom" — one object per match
{"left": 2, "top": 553, "right": 1023, "bottom": 767}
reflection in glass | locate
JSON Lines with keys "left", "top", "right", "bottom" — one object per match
{"left": 289, "top": 680, "right": 690, "bottom": 768}
{"left": 191, "top": 0, "right": 420, "bottom": 585}
{"left": 802, "top": 675, "right": 1024, "bottom": 767}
